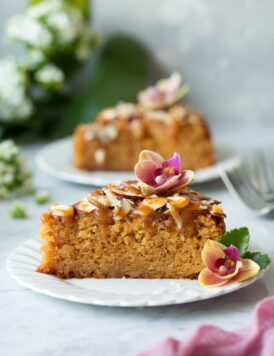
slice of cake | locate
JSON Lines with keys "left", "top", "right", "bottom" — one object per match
{"left": 38, "top": 150, "right": 225, "bottom": 279}
{"left": 74, "top": 73, "right": 215, "bottom": 171}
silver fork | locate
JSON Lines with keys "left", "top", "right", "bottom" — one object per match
{"left": 220, "top": 147, "right": 274, "bottom": 215}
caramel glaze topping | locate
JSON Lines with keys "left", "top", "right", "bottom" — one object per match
{"left": 97, "top": 104, "right": 204, "bottom": 127}
{"left": 48, "top": 181, "right": 226, "bottom": 230}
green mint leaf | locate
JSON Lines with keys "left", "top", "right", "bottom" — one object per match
{"left": 243, "top": 251, "right": 271, "bottom": 269}
{"left": 219, "top": 227, "right": 250, "bottom": 256}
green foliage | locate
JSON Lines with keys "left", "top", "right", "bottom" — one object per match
{"left": 10, "top": 201, "right": 27, "bottom": 219}
{"left": 219, "top": 227, "right": 271, "bottom": 270}
{"left": 55, "top": 35, "right": 151, "bottom": 137}
{"left": 30, "top": 0, "right": 90, "bottom": 18}
{"left": 35, "top": 190, "right": 51, "bottom": 204}
{"left": 243, "top": 251, "right": 271, "bottom": 269}
{"left": 219, "top": 227, "right": 250, "bottom": 256}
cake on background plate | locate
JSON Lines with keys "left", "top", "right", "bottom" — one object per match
{"left": 74, "top": 73, "right": 215, "bottom": 172}
{"left": 38, "top": 150, "right": 225, "bottom": 279}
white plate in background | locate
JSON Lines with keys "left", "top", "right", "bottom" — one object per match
{"left": 36, "top": 137, "right": 240, "bottom": 187}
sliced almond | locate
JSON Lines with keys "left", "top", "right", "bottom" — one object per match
{"left": 167, "top": 202, "right": 183, "bottom": 229}
{"left": 210, "top": 204, "right": 224, "bottom": 215}
{"left": 94, "top": 148, "right": 105, "bottom": 165}
{"left": 101, "top": 108, "right": 117, "bottom": 121}
{"left": 142, "top": 197, "right": 167, "bottom": 210}
{"left": 113, "top": 198, "right": 132, "bottom": 220}
{"left": 109, "top": 182, "right": 143, "bottom": 197}
{"left": 50, "top": 204, "right": 74, "bottom": 217}
{"left": 104, "top": 188, "right": 120, "bottom": 206}
{"left": 88, "top": 192, "right": 111, "bottom": 207}
{"left": 78, "top": 197, "right": 96, "bottom": 213}
{"left": 168, "top": 195, "right": 190, "bottom": 209}
{"left": 136, "top": 204, "right": 154, "bottom": 216}
{"left": 120, "top": 198, "right": 132, "bottom": 214}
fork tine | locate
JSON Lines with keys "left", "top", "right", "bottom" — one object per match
{"left": 249, "top": 146, "right": 274, "bottom": 200}
{"left": 221, "top": 164, "right": 273, "bottom": 215}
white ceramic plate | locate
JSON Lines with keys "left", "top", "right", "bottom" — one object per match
{"left": 36, "top": 137, "right": 240, "bottom": 186}
{"left": 7, "top": 238, "right": 266, "bottom": 307}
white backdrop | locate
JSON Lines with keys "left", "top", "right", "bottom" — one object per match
{"left": 1, "top": 0, "right": 274, "bottom": 125}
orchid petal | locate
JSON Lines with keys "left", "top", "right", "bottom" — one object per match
{"left": 201, "top": 240, "right": 226, "bottom": 272}
{"left": 147, "top": 171, "right": 194, "bottom": 194}
{"left": 150, "top": 175, "right": 183, "bottom": 194}
{"left": 173, "top": 170, "right": 195, "bottom": 187}
{"left": 134, "top": 160, "right": 158, "bottom": 186}
{"left": 138, "top": 150, "right": 164, "bottom": 167}
{"left": 198, "top": 268, "right": 229, "bottom": 288}
{"left": 162, "top": 152, "right": 182, "bottom": 173}
{"left": 199, "top": 260, "right": 243, "bottom": 287}
{"left": 224, "top": 245, "right": 241, "bottom": 261}
{"left": 232, "top": 259, "right": 260, "bottom": 283}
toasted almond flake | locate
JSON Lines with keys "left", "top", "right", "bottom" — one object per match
{"left": 167, "top": 202, "right": 183, "bottom": 229}
{"left": 109, "top": 182, "right": 143, "bottom": 197}
{"left": 98, "top": 125, "right": 118, "bottom": 143}
{"left": 210, "top": 204, "right": 224, "bottom": 215}
{"left": 104, "top": 188, "right": 120, "bottom": 206}
{"left": 142, "top": 197, "right": 167, "bottom": 210}
{"left": 168, "top": 196, "right": 190, "bottom": 209}
{"left": 120, "top": 198, "right": 132, "bottom": 214}
{"left": 94, "top": 148, "right": 105, "bottom": 165}
{"left": 84, "top": 130, "right": 95, "bottom": 141}
{"left": 101, "top": 109, "right": 117, "bottom": 121}
{"left": 113, "top": 198, "right": 132, "bottom": 220}
{"left": 188, "top": 113, "right": 202, "bottom": 124}
{"left": 145, "top": 111, "right": 169, "bottom": 122}
{"left": 116, "top": 103, "right": 137, "bottom": 117}
{"left": 78, "top": 198, "right": 96, "bottom": 212}
{"left": 50, "top": 204, "right": 74, "bottom": 217}
{"left": 137, "top": 204, "right": 154, "bottom": 216}
{"left": 87, "top": 192, "right": 111, "bottom": 207}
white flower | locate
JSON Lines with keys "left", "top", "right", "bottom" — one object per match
{"left": 22, "top": 49, "right": 45, "bottom": 70}
{"left": 27, "top": 0, "right": 61, "bottom": 19}
{"left": 0, "top": 140, "right": 32, "bottom": 200}
{"left": 35, "top": 63, "right": 65, "bottom": 90}
{"left": 0, "top": 139, "right": 19, "bottom": 160}
{"left": 0, "top": 58, "right": 33, "bottom": 122}
{"left": 7, "top": 14, "right": 52, "bottom": 49}
{"left": 46, "top": 10, "right": 83, "bottom": 45}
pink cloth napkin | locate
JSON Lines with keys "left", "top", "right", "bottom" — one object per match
{"left": 140, "top": 297, "right": 274, "bottom": 356}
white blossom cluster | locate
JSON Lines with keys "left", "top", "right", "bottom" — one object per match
{"left": 7, "top": 0, "right": 98, "bottom": 63}
{"left": 0, "top": 0, "right": 98, "bottom": 124}
{"left": 0, "top": 140, "right": 32, "bottom": 199}
{"left": 0, "top": 59, "right": 33, "bottom": 123}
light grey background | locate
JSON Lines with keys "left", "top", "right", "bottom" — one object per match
{"left": 1, "top": 0, "right": 274, "bottom": 125}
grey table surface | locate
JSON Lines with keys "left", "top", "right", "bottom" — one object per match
{"left": 1, "top": 122, "right": 274, "bottom": 356}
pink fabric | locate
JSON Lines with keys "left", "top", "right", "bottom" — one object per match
{"left": 140, "top": 297, "right": 274, "bottom": 356}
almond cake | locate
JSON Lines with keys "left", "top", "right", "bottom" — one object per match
{"left": 74, "top": 73, "right": 215, "bottom": 171}
{"left": 38, "top": 151, "right": 225, "bottom": 279}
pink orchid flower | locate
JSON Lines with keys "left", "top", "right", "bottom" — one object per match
{"left": 134, "top": 150, "right": 194, "bottom": 195}
{"left": 137, "top": 72, "right": 190, "bottom": 110}
{"left": 198, "top": 240, "right": 260, "bottom": 288}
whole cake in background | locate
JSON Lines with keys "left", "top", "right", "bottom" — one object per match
{"left": 38, "top": 150, "right": 225, "bottom": 279}
{"left": 74, "top": 73, "right": 215, "bottom": 171}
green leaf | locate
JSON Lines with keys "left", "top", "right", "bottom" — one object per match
{"left": 219, "top": 227, "right": 250, "bottom": 256}
{"left": 243, "top": 251, "right": 271, "bottom": 269}
{"left": 53, "top": 34, "right": 154, "bottom": 137}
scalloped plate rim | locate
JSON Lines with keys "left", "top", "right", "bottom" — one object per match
{"left": 6, "top": 238, "right": 266, "bottom": 307}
